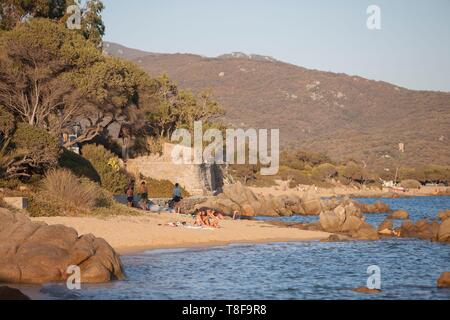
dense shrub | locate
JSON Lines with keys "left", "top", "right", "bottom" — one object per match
{"left": 27, "top": 193, "right": 62, "bottom": 217}
{"left": 3, "top": 123, "right": 60, "bottom": 179}
{"left": 280, "top": 150, "right": 332, "bottom": 171}
{"left": 58, "top": 148, "right": 100, "bottom": 182}
{"left": 400, "top": 179, "right": 422, "bottom": 189}
{"left": 143, "top": 177, "right": 190, "bottom": 198}
{"left": 42, "top": 169, "right": 103, "bottom": 209}
{"left": 81, "top": 144, "right": 129, "bottom": 194}
{"left": 340, "top": 162, "right": 370, "bottom": 184}
{"left": 398, "top": 165, "right": 449, "bottom": 185}
{"left": 28, "top": 169, "right": 112, "bottom": 217}
{"left": 311, "top": 163, "right": 338, "bottom": 181}
{"left": 422, "top": 165, "right": 450, "bottom": 184}
{"left": 278, "top": 166, "right": 313, "bottom": 188}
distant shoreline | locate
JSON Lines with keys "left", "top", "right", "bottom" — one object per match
{"left": 250, "top": 185, "right": 450, "bottom": 200}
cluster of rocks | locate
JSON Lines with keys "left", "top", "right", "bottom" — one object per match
{"left": 0, "top": 208, "right": 124, "bottom": 284}
{"left": 318, "top": 201, "right": 379, "bottom": 240}
{"left": 375, "top": 210, "right": 450, "bottom": 243}
{"left": 192, "top": 182, "right": 322, "bottom": 217}
{"left": 190, "top": 183, "right": 450, "bottom": 244}
{"left": 354, "top": 201, "right": 392, "bottom": 214}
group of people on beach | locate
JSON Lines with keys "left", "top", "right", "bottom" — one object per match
{"left": 125, "top": 180, "right": 241, "bottom": 230}
{"left": 193, "top": 207, "right": 225, "bottom": 228}
{"left": 125, "top": 181, "right": 183, "bottom": 213}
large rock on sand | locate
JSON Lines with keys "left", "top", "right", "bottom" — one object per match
{"left": 437, "top": 272, "right": 450, "bottom": 288}
{"left": 0, "top": 208, "right": 124, "bottom": 284}
{"left": 196, "top": 182, "right": 303, "bottom": 217}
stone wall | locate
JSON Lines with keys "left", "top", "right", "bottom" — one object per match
{"left": 126, "top": 143, "right": 223, "bottom": 196}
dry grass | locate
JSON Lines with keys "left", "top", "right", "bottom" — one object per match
{"left": 41, "top": 169, "right": 105, "bottom": 211}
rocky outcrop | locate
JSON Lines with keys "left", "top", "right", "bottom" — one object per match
{"left": 319, "top": 204, "right": 379, "bottom": 240}
{"left": 378, "top": 218, "right": 394, "bottom": 235}
{"left": 352, "top": 287, "right": 382, "bottom": 294}
{"left": 388, "top": 210, "right": 409, "bottom": 220}
{"left": 399, "top": 219, "right": 440, "bottom": 241}
{"left": 0, "top": 286, "right": 31, "bottom": 300}
{"left": 195, "top": 182, "right": 313, "bottom": 217}
{"left": 438, "top": 210, "right": 450, "bottom": 222}
{"left": 437, "top": 219, "right": 450, "bottom": 243}
{"left": 355, "top": 201, "right": 391, "bottom": 214}
{"left": 0, "top": 209, "right": 124, "bottom": 284}
{"left": 437, "top": 272, "right": 450, "bottom": 288}
{"left": 301, "top": 198, "right": 323, "bottom": 216}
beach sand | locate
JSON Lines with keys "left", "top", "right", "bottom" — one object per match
{"left": 31, "top": 213, "right": 330, "bottom": 255}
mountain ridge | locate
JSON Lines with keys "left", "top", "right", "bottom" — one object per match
{"left": 103, "top": 41, "right": 450, "bottom": 170}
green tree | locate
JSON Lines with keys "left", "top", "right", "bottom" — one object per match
{"left": 0, "top": 19, "right": 155, "bottom": 148}
{"left": 1, "top": 122, "right": 60, "bottom": 179}
{"left": 1, "top": 0, "right": 105, "bottom": 47}
{"left": 0, "top": 0, "right": 67, "bottom": 30}
{"left": 146, "top": 74, "right": 224, "bottom": 139}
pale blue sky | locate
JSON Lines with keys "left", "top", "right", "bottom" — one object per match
{"left": 102, "top": 0, "right": 450, "bottom": 92}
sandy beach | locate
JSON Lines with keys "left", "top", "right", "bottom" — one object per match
{"left": 31, "top": 212, "right": 330, "bottom": 255}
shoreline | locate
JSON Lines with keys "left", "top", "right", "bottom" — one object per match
{"left": 118, "top": 238, "right": 326, "bottom": 256}
{"left": 31, "top": 213, "right": 331, "bottom": 256}
{"left": 250, "top": 185, "right": 450, "bottom": 199}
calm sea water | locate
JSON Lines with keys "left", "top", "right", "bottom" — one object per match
{"left": 40, "top": 197, "right": 450, "bottom": 300}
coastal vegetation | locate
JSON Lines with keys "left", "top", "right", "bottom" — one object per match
{"left": 0, "top": 1, "right": 221, "bottom": 216}
{"left": 0, "top": 0, "right": 449, "bottom": 220}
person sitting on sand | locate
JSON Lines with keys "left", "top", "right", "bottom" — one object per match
{"left": 206, "top": 209, "right": 220, "bottom": 228}
{"left": 232, "top": 210, "right": 241, "bottom": 220}
{"left": 194, "top": 209, "right": 208, "bottom": 227}
{"left": 139, "top": 181, "right": 149, "bottom": 210}
{"left": 214, "top": 210, "right": 225, "bottom": 220}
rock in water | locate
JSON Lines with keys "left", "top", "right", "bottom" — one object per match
{"left": 357, "top": 201, "right": 391, "bottom": 214}
{"left": 0, "top": 208, "right": 124, "bottom": 284}
{"left": 0, "top": 286, "right": 31, "bottom": 300}
{"left": 437, "top": 210, "right": 450, "bottom": 222}
{"left": 438, "top": 219, "right": 450, "bottom": 243}
{"left": 352, "top": 287, "right": 382, "bottom": 294}
{"left": 319, "top": 204, "right": 379, "bottom": 240}
{"left": 378, "top": 219, "right": 394, "bottom": 233}
{"left": 389, "top": 210, "right": 409, "bottom": 220}
{"left": 301, "top": 198, "right": 323, "bottom": 216}
{"left": 437, "top": 272, "right": 450, "bottom": 288}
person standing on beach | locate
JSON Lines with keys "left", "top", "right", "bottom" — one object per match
{"left": 139, "top": 181, "right": 149, "bottom": 210}
{"left": 126, "top": 183, "right": 134, "bottom": 208}
{"left": 172, "top": 183, "right": 183, "bottom": 214}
